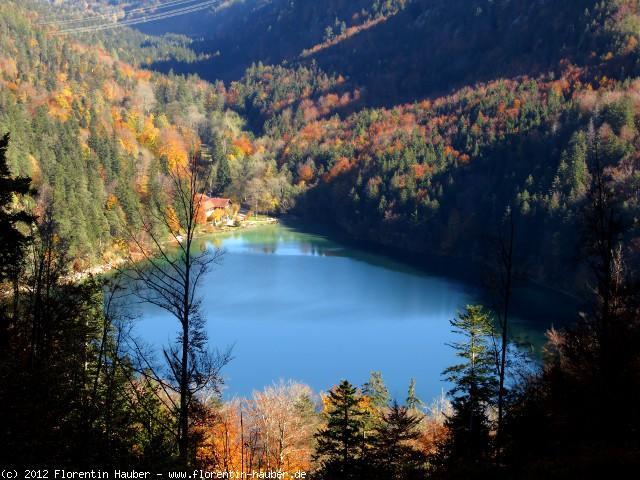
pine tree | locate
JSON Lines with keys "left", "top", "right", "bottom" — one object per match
{"left": 433, "top": 305, "right": 497, "bottom": 474}
{"left": 0, "top": 133, "right": 33, "bottom": 330}
{"left": 216, "top": 155, "right": 231, "bottom": 194}
{"left": 363, "top": 371, "right": 390, "bottom": 409}
{"left": 559, "top": 131, "right": 589, "bottom": 200}
{"left": 406, "top": 378, "right": 424, "bottom": 411}
{"left": 0, "top": 133, "right": 32, "bottom": 282}
{"left": 372, "top": 402, "right": 426, "bottom": 480}
{"left": 324, "top": 25, "right": 334, "bottom": 42}
{"left": 314, "top": 381, "right": 366, "bottom": 480}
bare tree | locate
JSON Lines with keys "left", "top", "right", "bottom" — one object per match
{"left": 581, "top": 124, "right": 627, "bottom": 379}
{"left": 485, "top": 205, "right": 518, "bottom": 460}
{"left": 246, "top": 381, "right": 318, "bottom": 472}
{"left": 121, "top": 154, "right": 230, "bottom": 465}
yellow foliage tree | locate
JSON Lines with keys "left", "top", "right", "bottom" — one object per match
{"left": 165, "top": 205, "right": 182, "bottom": 234}
{"left": 158, "top": 127, "right": 188, "bottom": 173}
{"left": 138, "top": 114, "right": 160, "bottom": 149}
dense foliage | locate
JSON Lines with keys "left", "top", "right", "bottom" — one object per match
{"left": 0, "top": 1, "right": 292, "bottom": 266}
{"left": 34, "top": 1, "right": 640, "bottom": 287}
{"left": 2, "top": 0, "right": 640, "bottom": 477}
{"left": 138, "top": 0, "right": 411, "bottom": 82}
{"left": 215, "top": 0, "right": 640, "bottom": 288}
{"left": 222, "top": 67, "right": 640, "bottom": 287}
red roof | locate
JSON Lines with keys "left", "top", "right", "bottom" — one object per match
{"left": 199, "top": 195, "right": 231, "bottom": 211}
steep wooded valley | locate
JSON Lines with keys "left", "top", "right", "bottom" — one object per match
{"left": 1, "top": 0, "right": 640, "bottom": 477}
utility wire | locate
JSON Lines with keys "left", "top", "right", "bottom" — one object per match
{"left": 54, "top": 0, "right": 222, "bottom": 35}
{"left": 39, "top": 0, "right": 201, "bottom": 26}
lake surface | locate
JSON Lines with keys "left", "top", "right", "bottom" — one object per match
{"left": 134, "top": 222, "right": 572, "bottom": 404}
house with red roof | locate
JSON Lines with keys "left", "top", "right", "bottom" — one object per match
{"left": 197, "top": 194, "right": 233, "bottom": 225}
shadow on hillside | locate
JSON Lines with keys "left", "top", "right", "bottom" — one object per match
{"left": 146, "top": 0, "right": 595, "bottom": 109}
{"left": 302, "top": 0, "right": 594, "bottom": 108}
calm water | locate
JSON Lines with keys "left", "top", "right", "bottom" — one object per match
{"left": 134, "top": 223, "right": 572, "bottom": 403}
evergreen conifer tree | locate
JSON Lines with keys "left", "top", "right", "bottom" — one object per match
{"left": 406, "top": 378, "right": 424, "bottom": 412}
{"left": 0, "top": 133, "right": 33, "bottom": 332}
{"left": 372, "top": 401, "right": 426, "bottom": 480}
{"left": 216, "top": 154, "right": 231, "bottom": 194}
{"left": 314, "top": 380, "right": 366, "bottom": 480}
{"left": 432, "top": 305, "right": 497, "bottom": 475}
{"left": 363, "top": 371, "right": 390, "bottom": 409}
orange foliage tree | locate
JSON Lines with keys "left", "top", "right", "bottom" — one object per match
{"left": 158, "top": 126, "right": 189, "bottom": 172}
{"left": 198, "top": 382, "right": 318, "bottom": 475}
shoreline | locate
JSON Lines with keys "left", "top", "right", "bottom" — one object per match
{"left": 69, "top": 216, "right": 279, "bottom": 282}
{"left": 70, "top": 213, "right": 583, "bottom": 323}
{"left": 279, "top": 215, "right": 584, "bottom": 320}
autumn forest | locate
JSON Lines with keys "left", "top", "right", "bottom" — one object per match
{"left": 1, "top": 0, "right": 640, "bottom": 478}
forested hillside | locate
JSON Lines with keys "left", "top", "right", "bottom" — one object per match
{"left": 0, "top": 0, "right": 294, "bottom": 267}
{"left": 11, "top": 0, "right": 640, "bottom": 287}
{"left": 239, "top": 67, "right": 640, "bottom": 287}
{"left": 211, "top": 0, "right": 640, "bottom": 289}
{"left": 138, "top": 0, "right": 639, "bottom": 103}
{"left": 1, "top": 0, "right": 640, "bottom": 477}
{"left": 129, "top": 0, "right": 640, "bottom": 289}
{"left": 140, "top": 0, "right": 410, "bottom": 83}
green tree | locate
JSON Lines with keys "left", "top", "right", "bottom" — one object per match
{"left": 324, "top": 25, "right": 334, "bottom": 42}
{"left": 432, "top": 305, "right": 497, "bottom": 475}
{"left": 0, "top": 133, "right": 33, "bottom": 329}
{"left": 603, "top": 96, "right": 635, "bottom": 134}
{"left": 405, "top": 378, "right": 424, "bottom": 411}
{"left": 314, "top": 380, "right": 366, "bottom": 480}
{"left": 1, "top": 207, "right": 140, "bottom": 467}
{"left": 363, "top": 371, "right": 390, "bottom": 409}
{"left": 371, "top": 402, "right": 426, "bottom": 480}
{"left": 216, "top": 155, "right": 232, "bottom": 194}
{"left": 559, "top": 131, "right": 589, "bottom": 199}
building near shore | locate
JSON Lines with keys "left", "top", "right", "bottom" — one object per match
{"left": 198, "top": 194, "right": 234, "bottom": 224}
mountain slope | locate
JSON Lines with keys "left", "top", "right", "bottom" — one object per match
{"left": 0, "top": 1, "right": 263, "bottom": 265}
{"left": 139, "top": 0, "right": 640, "bottom": 107}
{"left": 219, "top": 0, "right": 640, "bottom": 288}
{"left": 140, "top": 0, "right": 411, "bottom": 86}
{"left": 12, "top": 0, "right": 640, "bottom": 287}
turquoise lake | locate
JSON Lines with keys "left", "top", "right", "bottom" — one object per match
{"left": 134, "top": 222, "right": 572, "bottom": 403}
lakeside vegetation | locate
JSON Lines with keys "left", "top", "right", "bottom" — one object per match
{"left": 1, "top": 0, "right": 640, "bottom": 478}
{"left": 3, "top": 1, "right": 640, "bottom": 289}
{"left": 2, "top": 93, "right": 640, "bottom": 478}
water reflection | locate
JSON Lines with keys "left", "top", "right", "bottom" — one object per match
{"left": 203, "top": 224, "right": 434, "bottom": 281}
{"left": 136, "top": 224, "right": 574, "bottom": 402}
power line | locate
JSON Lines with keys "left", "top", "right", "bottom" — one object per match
{"left": 54, "top": 0, "right": 222, "bottom": 35}
{"left": 57, "top": 0, "right": 219, "bottom": 33}
{"left": 37, "top": 0, "right": 141, "bottom": 25}
{"left": 39, "top": 0, "right": 202, "bottom": 26}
